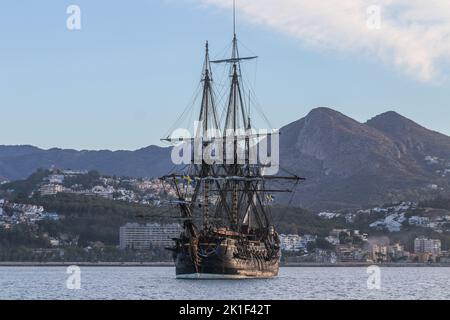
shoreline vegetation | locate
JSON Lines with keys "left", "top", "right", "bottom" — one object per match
{"left": 1, "top": 262, "right": 450, "bottom": 267}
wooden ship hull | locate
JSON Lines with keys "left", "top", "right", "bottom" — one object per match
{"left": 172, "top": 233, "right": 281, "bottom": 279}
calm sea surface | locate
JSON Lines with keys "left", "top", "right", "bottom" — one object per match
{"left": 0, "top": 267, "right": 449, "bottom": 300}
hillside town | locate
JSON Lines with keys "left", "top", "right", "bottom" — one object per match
{"left": 1, "top": 168, "right": 176, "bottom": 205}
{"left": 0, "top": 199, "right": 59, "bottom": 229}
{"left": 118, "top": 221, "right": 450, "bottom": 264}
{"left": 279, "top": 229, "right": 449, "bottom": 264}
{"left": 35, "top": 169, "right": 176, "bottom": 205}
{"left": 1, "top": 168, "right": 450, "bottom": 264}
{"left": 318, "top": 201, "right": 450, "bottom": 234}
{"left": 1, "top": 169, "right": 176, "bottom": 229}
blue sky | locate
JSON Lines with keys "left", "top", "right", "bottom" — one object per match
{"left": 0, "top": 0, "right": 449, "bottom": 150}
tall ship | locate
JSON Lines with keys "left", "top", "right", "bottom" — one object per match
{"left": 160, "top": 3, "right": 302, "bottom": 279}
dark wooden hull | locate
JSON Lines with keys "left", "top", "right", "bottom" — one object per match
{"left": 173, "top": 237, "right": 280, "bottom": 279}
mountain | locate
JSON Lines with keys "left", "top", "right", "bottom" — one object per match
{"left": 280, "top": 108, "right": 450, "bottom": 209}
{"left": 0, "top": 145, "right": 173, "bottom": 181}
{"left": 2, "top": 108, "right": 450, "bottom": 209}
{"left": 366, "top": 111, "right": 450, "bottom": 159}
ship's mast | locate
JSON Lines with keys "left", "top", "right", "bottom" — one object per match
{"left": 198, "top": 41, "right": 219, "bottom": 138}
{"left": 198, "top": 41, "right": 219, "bottom": 230}
{"left": 221, "top": 1, "right": 252, "bottom": 135}
{"left": 210, "top": 0, "right": 258, "bottom": 230}
{"left": 160, "top": 0, "right": 303, "bottom": 236}
{"left": 233, "top": 0, "right": 236, "bottom": 36}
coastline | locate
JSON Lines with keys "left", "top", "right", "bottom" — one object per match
{"left": 282, "top": 262, "right": 450, "bottom": 267}
{"left": 1, "top": 261, "right": 450, "bottom": 267}
{"left": 0, "top": 262, "right": 175, "bottom": 267}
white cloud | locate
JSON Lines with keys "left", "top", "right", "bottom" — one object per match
{"left": 196, "top": 0, "right": 450, "bottom": 82}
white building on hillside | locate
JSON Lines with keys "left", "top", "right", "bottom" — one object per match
{"left": 39, "top": 184, "right": 65, "bottom": 196}
{"left": 279, "top": 234, "right": 316, "bottom": 252}
{"left": 414, "top": 237, "right": 441, "bottom": 256}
